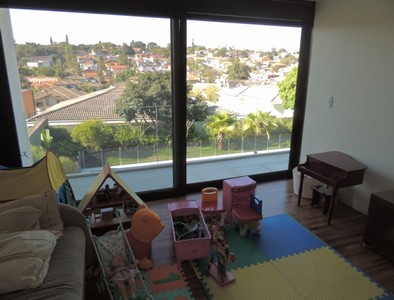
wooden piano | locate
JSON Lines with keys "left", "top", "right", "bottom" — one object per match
{"left": 297, "top": 151, "right": 367, "bottom": 224}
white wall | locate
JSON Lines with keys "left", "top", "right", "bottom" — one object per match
{"left": 302, "top": 0, "right": 394, "bottom": 213}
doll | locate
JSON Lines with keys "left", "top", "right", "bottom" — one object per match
{"left": 105, "top": 255, "right": 139, "bottom": 300}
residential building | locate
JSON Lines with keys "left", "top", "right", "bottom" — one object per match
{"left": 26, "top": 55, "right": 53, "bottom": 68}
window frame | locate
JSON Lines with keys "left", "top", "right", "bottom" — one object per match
{"left": 0, "top": 0, "right": 315, "bottom": 200}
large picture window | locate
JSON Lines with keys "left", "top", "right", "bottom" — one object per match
{"left": 0, "top": 1, "right": 314, "bottom": 200}
{"left": 186, "top": 20, "right": 301, "bottom": 184}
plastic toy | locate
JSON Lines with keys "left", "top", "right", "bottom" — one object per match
{"left": 232, "top": 194, "right": 263, "bottom": 237}
{"left": 105, "top": 255, "right": 139, "bottom": 300}
{"left": 125, "top": 205, "right": 164, "bottom": 270}
{"left": 207, "top": 220, "right": 236, "bottom": 285}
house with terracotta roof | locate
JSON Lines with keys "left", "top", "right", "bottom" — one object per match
{"left": 26, "top": 84, "right": 126, "bottom": 126}
{"left": 108, "top": 64, "right": 129, "bottom": 76}
{"left": 33, "top": 85, "right": 87, "bottom": 112}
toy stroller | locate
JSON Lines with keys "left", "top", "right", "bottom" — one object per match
{"left": 87, "top": 210, "right": 153, "bottom": 300}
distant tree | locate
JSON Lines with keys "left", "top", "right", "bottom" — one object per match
{"left": 49, "top": 127, "right": 80, "bottom": 159}
{"left": 50, "top": 36, "right": 53, "bottom": 45}
{"left": 64, "top": 44, "right": 80, "bottom": 75}
{"left": 58, "top": 156, "right": 79, "bottom": 174}
{"left": 116, "top": 72, "right": 209, "bottom": 138}
{"left": 55, "top": 58, "right": 64, "bottom": 77}
{"left": 278, "top": 67, "right": 298, "bottom": 110}
{"left": 40, "top": 128, "right": 53, "bottom": 150}
{"left": 226, "top": 57, "right": 251, "bottom": 80}
{"left": 243, "top": 111, "right": 277, "bottom": 140}
{"left": 214, "top": 47, "right": 227, "bottom": 57}
{"left": 205, "top": 112, "right": 237, "bottom": 151}
{"left": 280, "top": 54, "right": 298, "bottom": 66}
{"left": 147, "top": 42, "right": 159, "bottom": 50}
{"left": 65, "top": 34, "right": 69, "bottom": 44}
{"left": 117, "top": 53, "right": 129, "bottom": 66}
{"left": 30, "top": 145, "right": 46, "bottom": 163}
{"left": 120, "top": 43, "right": 134, "bottom": 56}
{"left": 115, "top": 69, "right": 135, "bottom": 83}
{"left": 133, "top": 41, "right": 146, "bottom": 52}
{"left": 35, "top": 66, "right": 55, "bottom": 76}
{"left": 186, "top": 92, "right": 209, "bottom": 138}
{"left": 114, "top": 124, "right": 143, "bottom": 146}
{"left": 201, "top": 67, "right": 217, "bottom": 83}
{"left": 71, "top": 119, "right": 114, "bottom": 152}
{"left": 116, "top": 71, "right": 172, "bottom": 135}
{"left": 205, "top": 84, "right": 219, "bottom": 102}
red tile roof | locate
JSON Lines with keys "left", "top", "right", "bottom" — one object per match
{"left": 27, "top": 84, "right": 126, "bottom": 124}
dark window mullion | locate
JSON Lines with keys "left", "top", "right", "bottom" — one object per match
{"left": 171, "top": 16, "right": 187, "bottom": 195}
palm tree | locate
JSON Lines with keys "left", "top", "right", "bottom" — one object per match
{"left": 243, "top": 111, "right": 277, "bottom": 151}
{"left": 205, "top": 112, "right": 237, "bottom": 151}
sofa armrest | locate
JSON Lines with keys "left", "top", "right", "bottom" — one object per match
{"left": 59, "top": 204, "right": 94, "bottom": 266}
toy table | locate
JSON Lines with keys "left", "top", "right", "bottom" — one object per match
{"left": 168, "top": 201, "right": 211, "bottom": 269}
{"left": 223, "top": 176, "right": 256, "bottom": 224}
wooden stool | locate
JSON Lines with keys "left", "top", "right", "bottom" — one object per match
{"left": 311, "top": 185, "right": 332, "bottom": 215}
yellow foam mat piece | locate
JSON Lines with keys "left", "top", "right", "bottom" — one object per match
{"left": 204, "top": 262, "right": 304, "bottom": 300}
{"left": 271, "top": 247, "right": 385, "bottom": 300}
{"left": 203, "top": 247, "right": 385, "bottom": 300}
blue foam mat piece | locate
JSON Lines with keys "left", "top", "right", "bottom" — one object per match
{"left": 250, "top": 214, "right": 326, "bottom": 259}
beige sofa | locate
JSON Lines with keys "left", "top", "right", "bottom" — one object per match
{"left": 0, "top": 192, "right": 93, "bottom": 300}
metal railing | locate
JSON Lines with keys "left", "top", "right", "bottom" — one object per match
{"left": 77, "top": 133, "right": 290, "bottom": 170}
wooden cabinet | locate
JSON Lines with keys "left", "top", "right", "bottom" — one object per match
{"left": 363, "top": 189, "right": 394, "bottom": 262}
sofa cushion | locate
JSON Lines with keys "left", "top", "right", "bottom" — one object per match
{"left": 0, "top": 206, "right": 42, "bottom": 233}
{"left": 0, "top": 226, "right": 87, "bottom": 300}
{"left": 0, "top": 230, "right": 57, "bottom": 294}
{"left": 0, "top": 190, "right": 63, "bottom": 236}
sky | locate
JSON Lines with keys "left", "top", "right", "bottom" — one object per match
{"left": 9, "top": 9, "right": 301, "bottom": 52}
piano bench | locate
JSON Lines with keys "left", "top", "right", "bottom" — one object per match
{"left": 312, "top": 185, "right": 332, "bottom": 215}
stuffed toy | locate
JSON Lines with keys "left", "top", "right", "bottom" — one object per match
{"left": 125, "top": 205, "right": 164, "bottom": 270}
{"left": 105, "top": 255, "right": 139, "bottom": 300}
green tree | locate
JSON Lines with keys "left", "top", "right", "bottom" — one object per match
{"left": 115, "top": 69, "right": 135, "bottom": 83}
{"left": 35, "top": 66, "right": 55, "bottom": 76}
{"left": 133, "top": 41, "right": 146, "bottom": 52}
{"left": 114, "top": 124, "right": 143, "bottom": 146}
{"left": 205, "top": 112, "right": 236, "bottom": 151}
{"left": 214, "top": 47, "right": 228, "bottom": 57}
{"left": 55, "top": 58, "right": 64, "bottom": 77}
{"left": 147, "top": 42, "right": 159, "bottom": 51}
{"left": 64, "top": 44, "right": 80, "bottom": 75}
{"left": 278, "top": 67, "right": 298, "bottom": 110}
{"left": 117, "top": 53, "right": 129, "bottom": 66}
{"left": 40, "top": 128, "right": 53, "bottom": 149}
{"left": 117, "top": 72, "right": 209, "bottom": 139}
{"left": 30, "top": 145, "right": 47, "bottom": 163}
{"left": 58, "top": 156, "right": 79, "bottom": 174}
{"left": 205, "top": 84, "right": 219, "bottom": 102}
{"left": 97, "top": 56, "right": 107, "bottom": 74}
{"left": 243, "top": 111, "right": 277, "bottom": 140}
{"left": 121, "top": 42, "right": 134, "bottom": 56}
{"left": 227, "top": 57, "right": 251, "bottom": 80}
{"left": 71, "top": 119, "right": 114, "bottom": 152}
{"left": 187, "top": 93, "right": 209, "bottom": 139}
{"left": 49, "top": 127, "right": 80, "bottom": 159}
{"left": 115, "top": 72, "right": 172, "bottom": 136}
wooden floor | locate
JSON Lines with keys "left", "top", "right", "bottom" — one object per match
{"left": 86, "top": 179, "right": 394, "bottom": 299}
